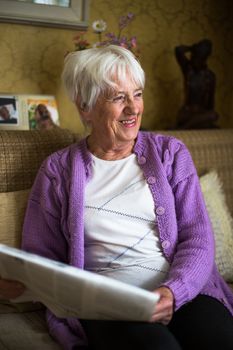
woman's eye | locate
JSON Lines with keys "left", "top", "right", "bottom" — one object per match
{"left": 113, "top": 95, "right": 125, "bottom": 102}
{"left": 134, "top": 92, "right": 143, "bottom": 98}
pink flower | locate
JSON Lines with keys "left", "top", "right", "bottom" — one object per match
{"left": 73, "top": 32, "right": 90, "bottom": 50}
{"left": 130, "top": 37, "right": 137, "bottom": 48}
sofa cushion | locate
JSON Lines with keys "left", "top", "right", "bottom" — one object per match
{"left": 0, "top": 310, "right": 61, "bottom": 349}
{"left": 0, "top": 189, "right": 31, "bottom": 248}
{"left": 200, "top": 171, "right": 233, "bottom": 282}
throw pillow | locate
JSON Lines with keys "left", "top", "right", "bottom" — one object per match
{"left": 200, "top": 171, "right": 233, "bottom": 282}
{"left": 0, "top": 189, "right": 31, "bottom": 248}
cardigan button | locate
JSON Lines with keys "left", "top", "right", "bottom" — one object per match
{"left": 138, "top": 156, "right": 146, "bottom": 165}
{"left": 147, "top": 176, "right": 156, "bottom": 184}
{"left": 156, "top": 206, "right": 165, "bottom": 215}
{"left": 162, "top": 240, "right": 170, "bottom": 249}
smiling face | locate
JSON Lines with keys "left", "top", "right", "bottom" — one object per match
{"left": 80, "top": 78, "right": 144, "bottom": 159}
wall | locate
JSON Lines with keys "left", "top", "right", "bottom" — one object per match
{"left": 0, "top": 0, "right": 232, "bottom": 133}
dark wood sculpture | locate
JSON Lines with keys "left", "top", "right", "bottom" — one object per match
{"left": 175, "top": 39, "right": 219, "bottom": 129}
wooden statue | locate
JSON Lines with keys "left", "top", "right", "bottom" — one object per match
{"left": 175, "top": 39, "right": 219, "bottom": 129}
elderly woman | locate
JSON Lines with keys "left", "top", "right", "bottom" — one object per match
{"left": 1, "top": 45, "right": 233, "bottom": 350}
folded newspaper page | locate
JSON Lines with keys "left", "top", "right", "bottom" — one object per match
{"left": 0, "top": 244, "right": 160, "bottom": 321}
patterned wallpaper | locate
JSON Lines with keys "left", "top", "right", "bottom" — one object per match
{"left": 0, "top": 0, "right": 232, "bottom": 133}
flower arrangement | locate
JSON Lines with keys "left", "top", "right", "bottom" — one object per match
{"left": 73, "top": 13, "right": 139, "bottom": 56}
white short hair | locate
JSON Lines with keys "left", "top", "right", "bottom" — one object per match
{"left": 62, "top": 45, "right": 145, "bottom": 111}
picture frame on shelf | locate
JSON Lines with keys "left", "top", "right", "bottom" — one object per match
{"left": 26, "top": 95, "right": 60, "bottom": 130}
{"left": 0, "top": 94, "right": 60, "bottom": 131}
{"left": 0, "top": 95, "right": 20, "bottom": 129}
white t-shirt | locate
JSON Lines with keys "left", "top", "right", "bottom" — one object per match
{"left": 84, "top": 154, "right": 170, "bottom": 291}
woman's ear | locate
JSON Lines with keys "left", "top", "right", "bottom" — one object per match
{"left": 75, "top": 98, "right": 92, "bottom": 122}
{"left": 75, "top": 97, "right": 84, "bottom": 113}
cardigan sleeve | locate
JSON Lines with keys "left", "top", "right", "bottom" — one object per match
{"left": 161, "top": 139, "right": 215, "bottom": 310}
{"left": 21, "top": 155, "right": 69, "bottom": 263}
{"left": 21, "top": 154, "right": 88, "bottom": 349}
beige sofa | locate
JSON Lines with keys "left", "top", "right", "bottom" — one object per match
{"left": 0, "top": 128, "right": 232, "bottom": 349}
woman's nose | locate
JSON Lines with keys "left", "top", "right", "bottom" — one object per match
{"left": 125, "top": 98, "right": 139, "bottom": 114}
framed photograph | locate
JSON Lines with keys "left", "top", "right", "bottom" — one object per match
{"left": 0, "top": 94, "right": 60, "bottom": 130}
{"left": 0, "top": 95, "right": 19, "bottom": 129}
{"left": 26, "top": 95, "right": 60, "bottom": 130}
{"left": 0, "top": 0, "right": 89, "bottom": 30}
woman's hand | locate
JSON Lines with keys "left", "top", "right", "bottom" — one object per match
{"left": 0, "top": 277, "right": 25, "bottom": 299}
{"left": 150, "top": 286, "right": 174, "bottom": 325}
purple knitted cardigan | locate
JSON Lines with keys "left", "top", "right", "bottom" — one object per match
{"left": 22, "top": 131, "right": 233, "bottom": 349}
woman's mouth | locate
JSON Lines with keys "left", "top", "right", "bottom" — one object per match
{"left": 119, "top": 117, "right": 137, "bottom": 128}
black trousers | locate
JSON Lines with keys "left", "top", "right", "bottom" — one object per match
{"left": 80, "top": 295, "right": 233, "bottom": 350}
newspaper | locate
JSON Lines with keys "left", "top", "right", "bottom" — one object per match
{"left": 0, "top": 244, "right": 160, "bottom": 321}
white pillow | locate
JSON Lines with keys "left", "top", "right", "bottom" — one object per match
{"left": 200, "top": 171, "right": 233, "bottom": 282}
